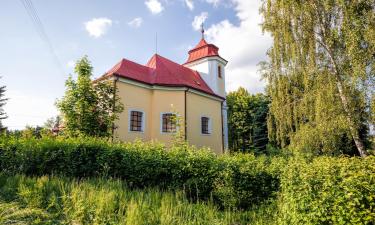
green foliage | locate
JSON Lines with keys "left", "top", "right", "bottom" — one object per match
{"left": 21, "top": 125, "right": 53, "bottom": 139}
{"left": 261, "top": 0, "right": 374, "bottom": 156}
{"left": 213, "top": 154, "right": 279, "bottom": 209}
{"left": 0, "top": 174, "right": 278, "bottom": 225}
{"left": 1, "top": 137, "right": 374, "bottom": 223}
{"left": 0, "top": 137, "right": 279, "bottom": 210}
{"left": 227, "top": 87, "right": 270, "bottom": 154}
{"left": 43, "top": 116, "right": 61, "bottom": 130}
{"left": 0, "top": 77, "right": 8, "bottom": 131}
{"left": 56, "top": 56, "right": 123, "bottom": 138}
{"left": 278, "top": 156, "right": 375, "bottom": 224}
{"left": 0, "top": 201, "right": 58, "bottom": 224}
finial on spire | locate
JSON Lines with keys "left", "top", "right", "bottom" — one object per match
{"left": 155, "top": 32, "right": 158, "bottom": 54}
{"left": 200, "top": 23, "right": 205, "bottom": 39}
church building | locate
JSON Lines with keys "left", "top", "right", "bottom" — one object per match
{"left": 101, "top": 29, "right": 228, "bottom": 154}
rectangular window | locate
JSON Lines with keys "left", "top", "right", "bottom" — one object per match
{"left": 162, "top": 113, "right": 176, "bottom": 133}
{"left": 201, "top": 117, "right": 210, "bottom": 134}
{"left": 130, "top": 111, "right": 143, "bottom": 132}
{"left": 218, "top": 65, "right": 222, "bottom": 78}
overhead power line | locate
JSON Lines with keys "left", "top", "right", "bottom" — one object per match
{"left": 19, "top": 0, "right": 66, "bottom": 76}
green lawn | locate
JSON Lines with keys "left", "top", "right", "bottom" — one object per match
{"left": 0, "top": 174, "right": 277, "bottom": 225}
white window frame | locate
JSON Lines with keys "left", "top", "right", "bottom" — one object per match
{"left": 128, "top": 109, "right": 146, "bottom": 133}
{"left": 200, "top": 115, "right": 212, "bottom": 135}
{"left": 160, "top": 112, "right": 178, "bottom": 134}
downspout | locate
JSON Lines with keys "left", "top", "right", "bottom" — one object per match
{"left": 111, "top": 75, "right": 119, "bottom": 143}
{"left": 221, "top": 101, "right": 224, "bottom": 154}
{"left": 184, "top": 88, "right": 189, "bottom": 141}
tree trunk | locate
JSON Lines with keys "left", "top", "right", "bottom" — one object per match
{"left": 334, "top": 75, "right": 368, "bottom": 157}
{"left": 318, "top": 34, "right": 368, "bottom": 157}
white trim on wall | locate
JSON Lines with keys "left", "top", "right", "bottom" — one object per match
{"left": 128, "top": 109, "right": 146, "bottom": 133}
{"left": 187, "top": 89, "right": 224, "bottom": 102}
{"left": 117, "top": 77, "right": 224, "bottom": 102}
{"left": 184, "top": 56, "right": 228, "bottom": 67}
{"left": 118, "top": 77, "right": 186, "bottom": 91}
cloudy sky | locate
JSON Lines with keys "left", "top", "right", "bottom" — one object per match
{"left": 0, "top": 0, "right": 271, "bottom": 129}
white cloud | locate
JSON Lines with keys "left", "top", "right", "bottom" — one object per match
{"left": 205, "top": 0, "right": 272, "bottom": 93}
{"left": 185, "top": 0, "right": 194, "bottom": 10}
{"left": 145, "top": 0, "right": 164, "bottom": 14}
{"left": 192, "top": 12, "right": 208, "bottom": 31}
{"left": 128, "top": 17, "right": 143, "bottom": 28}
{"left": 84, "top": 17, "right": 113, "bottom": 38}
{"left": 205, "top": 0, "right": 220, "bottom": 7}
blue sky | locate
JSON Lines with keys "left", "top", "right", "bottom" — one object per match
{"left": 0, "top": 0, "right": 271, "bottom": 129}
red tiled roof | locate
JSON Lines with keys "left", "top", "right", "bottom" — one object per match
{"left": 184, "top": 38, "right": 225, "bottom": 64}
{"left": 103, "top": 54, "right": 224, "bottom": 99}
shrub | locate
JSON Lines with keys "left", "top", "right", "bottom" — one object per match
{"left": 0, "top": 137, "right": 278, "bottom": 210}
{"left": 279, "top": 156, "right": 375, "bottom": 224}
{"left": 213, "top": 154, "right": 280, "bottom": 209}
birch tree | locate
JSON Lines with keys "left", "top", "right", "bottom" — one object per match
{"left": 261, "top": 0, "right": 374, "bottom": 156}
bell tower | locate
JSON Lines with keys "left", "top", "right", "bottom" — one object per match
{"left": 183, "top": 24, "right": 227, "bottom": 98}
{"left": 183, "top": 24, "right": 229, "bottom": 151}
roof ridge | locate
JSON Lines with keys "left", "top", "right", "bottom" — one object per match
{"left": 155, "top": 54, "right": 185, "bottom": 85}
{"left": 148, "top": 54, "right": 214, "bottom": 93}
{"left": 104, "top": 54, "right": 223, "bottom": 99}
{"left": 105, "top": 58, "right": 124, "bottom": 75}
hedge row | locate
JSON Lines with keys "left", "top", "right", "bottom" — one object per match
{"left": 1, "top": 136, "right": 374, "bottom": 222}
{"left": 279, "top": 156, "right": 375, "bottom": 224}
{"left": 0, "top": 137, "right": 279, "bottom": 209}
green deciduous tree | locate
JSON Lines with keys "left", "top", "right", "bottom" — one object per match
{"left": 57, "top": 56, "right": 123, "bottom": 138}
{"left": 43, "top": 116, "right": 62, "bottom": 130}
{"left": 261, "top": 0, "right": 374, "bottom": 157}
{"left": 22, "top": 125, "right": 45, "bottom": 139}
{"left": 227, "top": 87, "right": 269, "bottom": 154}
{"left": 0, "top": 77, "right": 8, "bottom": 131}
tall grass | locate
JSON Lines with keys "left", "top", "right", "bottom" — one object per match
{"left": 0, "top": 173, "right": 277, "bottom": 225}
{"left": 0, "top": 137, "right": 280, "bottom": 209}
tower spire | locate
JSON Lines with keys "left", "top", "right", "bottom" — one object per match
{"left": 200, "top": 23, "right": 205, "bottom": 39}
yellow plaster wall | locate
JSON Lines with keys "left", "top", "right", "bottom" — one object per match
{"left": 150, "top": 89, "right": 185, "bottom": 144}
{"left": 114, "top": 81, "right": 185, "bottom": 145}
{"left": 186, "top": 91, "right": 223, "bottom": 154}
{"left": 115, "top": 81, "right": 152, "bottom": 141}
{"left": 114, "top": 79, "right": 223, "bottom": 154}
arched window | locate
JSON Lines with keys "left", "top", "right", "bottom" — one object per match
{"left": 218, "top": 65, "right": 222, "bottom": 78}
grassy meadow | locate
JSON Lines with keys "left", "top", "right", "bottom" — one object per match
{"left": 0, "top": 174, "right": 276, "bottom": 225}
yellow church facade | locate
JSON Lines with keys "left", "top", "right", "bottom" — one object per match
{"left": 100, "top": 35, "right": 229, "bottom": 154}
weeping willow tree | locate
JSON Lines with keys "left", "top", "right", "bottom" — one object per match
{"left": 261, "top": 0, "right": 374, "bottom": 157}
